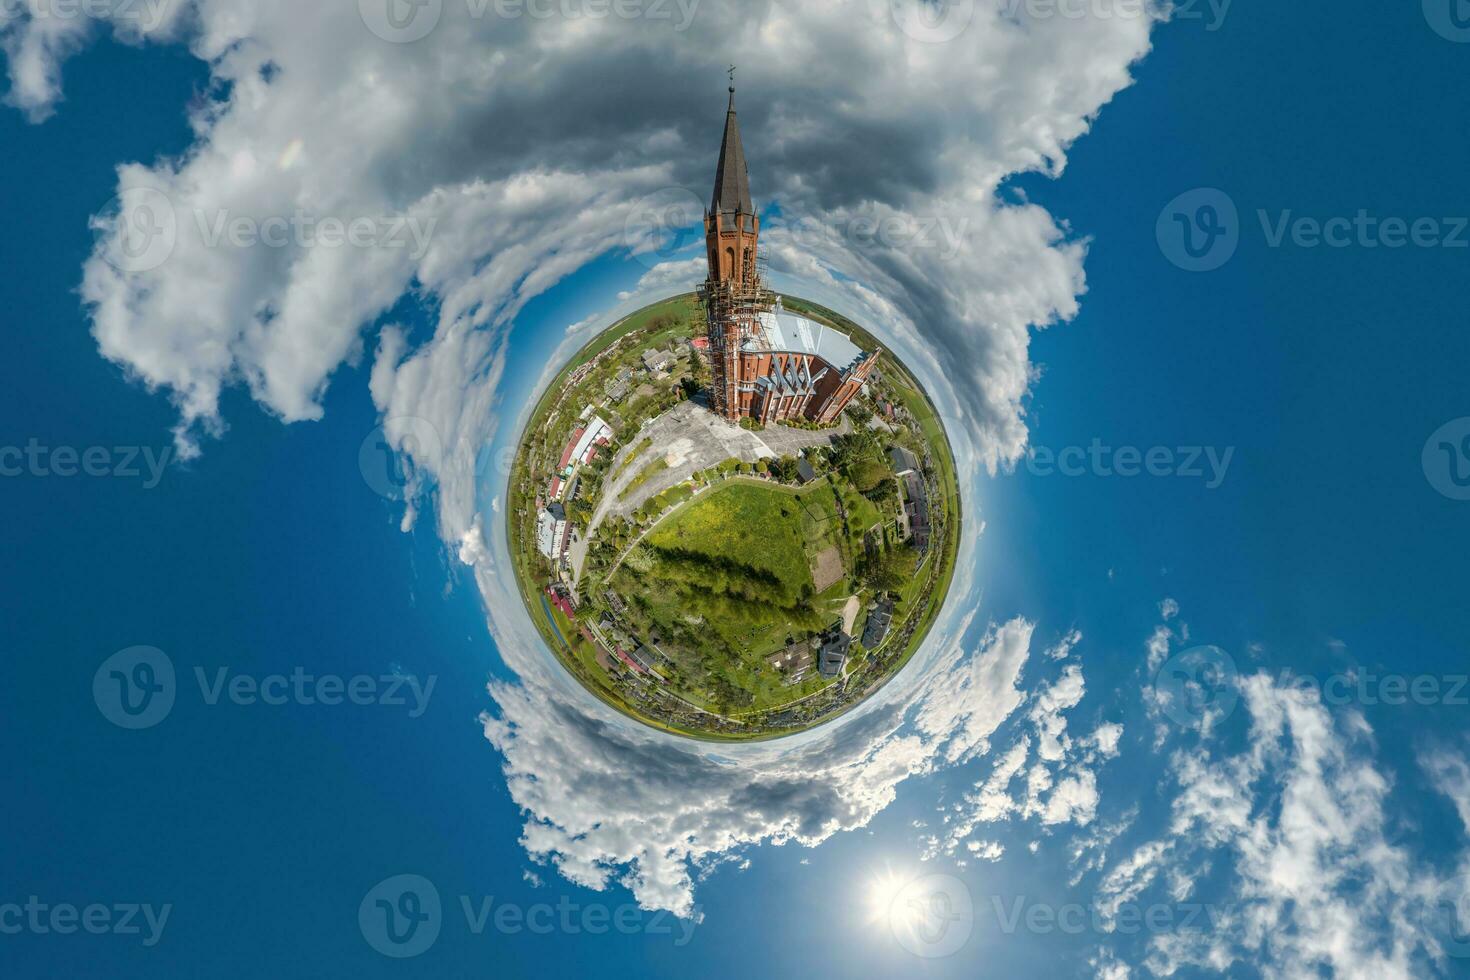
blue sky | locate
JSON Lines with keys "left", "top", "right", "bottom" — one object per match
{"left": 4, "top": 2, "right": 1470, "bottom": 978}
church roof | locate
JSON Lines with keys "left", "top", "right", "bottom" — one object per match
{"left": 711, "top": 88, "right": 754, "bottom": 215}
{"left": 746, "top": 304, "right": 867, "bottom": 373}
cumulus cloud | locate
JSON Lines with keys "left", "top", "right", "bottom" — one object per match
{"left": 481, "top": 608, "right": 1037, "bottom": 917}
{"left": 1095, "top": 674, "right": 1464, "bottom": 979}
{"left": 932, "top": 638, "right": 1125, "bottom": 859}
{"left": 4, "top": 0, "right": 1159, "bottom": 475}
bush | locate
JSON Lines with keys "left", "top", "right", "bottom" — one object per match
{"left": 849, "top": 458, "right": 890, "bottom": 493}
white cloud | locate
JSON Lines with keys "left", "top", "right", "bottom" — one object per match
{"left": 481, "top": 612, "right": 1036, "bottom": 917}
{"left": 1098, "top": 674, "right": 1460, "bottom": 979}
{"left": 1048, "top": 627, "right": 1083, "bottom": 660}
{"left": 936, "top": 638, "right": 1124, "bottom": 858}
{"left": 1423, "top": 748, "right": 1470, "bottom": 834}
{"left": 4, "top": 0, "right": 1159, "bottom": 476}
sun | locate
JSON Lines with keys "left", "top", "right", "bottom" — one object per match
{"left": 866, "top": 868, "right": 912, "bottom": 926}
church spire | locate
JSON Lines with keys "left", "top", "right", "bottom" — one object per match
{"left": 711, "top": 73, "right": 753, "bottom": 216}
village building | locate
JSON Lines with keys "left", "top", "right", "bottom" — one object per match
{"left": 818, "top": 632, "right": 852, "bottom": 679}
{"left": 889, "top": 445, "right": 920, "bottom": 477}
{"left": 861, "top": 597, "right": 895, "bottom": 650}
{"left": 642, "top": 349, "right": 676, "bottom": 374}
{"left": 536, "top": 502, "right": 570, "bottom": 561}
{"left": 558, "top": 416, "right": 613, "bottom": 476}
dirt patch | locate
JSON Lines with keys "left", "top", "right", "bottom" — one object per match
{"left": 810, "top": 545, "right": 845, "bottom": 593}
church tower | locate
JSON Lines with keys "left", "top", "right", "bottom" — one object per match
{"left": 702, "top": 81, "right": 768, "bottom": 422}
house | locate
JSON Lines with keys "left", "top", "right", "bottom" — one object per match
{"left": 768, "top": 639, "right": 814, "bottom": 684}
{"left": 902, "top": 471, "right": 932, "bottom": 554}
{"left": 688, "top": 336, "right": 710, "bottom": 354}
{"left": 536, "top": 503, "right": 570, "bottom": 561}
{"left": 889, "top": 445, "right": 920, "bottom": 477}
{"left": 861, "top": 597, "right": 895, "bottom": 650}
{"left": 557, "top": 428, "right": 584, "bottom": 474}
{"left": 546, "top": 585, "right": 577, "bottom": 620}
{"left": 548, "top": 476, "right": 565, "bottom": 501}
{"left": 614, "top": 646, "right": 649, "bottom": 675}
{"left": 625, "top": 645, "right": 656, "bottom": 673}
{"left": 795, "top": 458, "right": 817, "bottom": 484}
{"left": 818, "top": 632, "right": 852, "bottom": 679}
{"left": 562, "top": 417, "right": 613, "bottom": 474}
{"left": 642, "top": 348, "right": 675, "bottom": 374}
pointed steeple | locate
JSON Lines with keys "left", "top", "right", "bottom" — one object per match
{"left": 711, "top": 83, "right": 753, "bottom": 215}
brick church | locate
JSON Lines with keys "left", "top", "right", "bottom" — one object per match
{"left": 699, "top": 85, "right": 880, "bottom": 426}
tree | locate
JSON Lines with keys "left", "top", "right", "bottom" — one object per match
{"left": 865, "top": 545, "right": 918, "bottom": 592}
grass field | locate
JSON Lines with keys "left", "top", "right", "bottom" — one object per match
{"left": 608, "top": 480, "right": 849, "bottom": 711}
{"left": 646, "top": 481, "right": 831, "bottom": 597}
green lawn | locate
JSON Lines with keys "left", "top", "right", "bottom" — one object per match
{"left": 646, "top": 480, "right": 837, "bottom": 597}
{"left": 607, "top": 479, "right": 851, "bottom": 711}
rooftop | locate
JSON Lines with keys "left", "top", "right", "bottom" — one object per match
{"left": 746, "top": 302, "right": 866, "bottom": 372}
